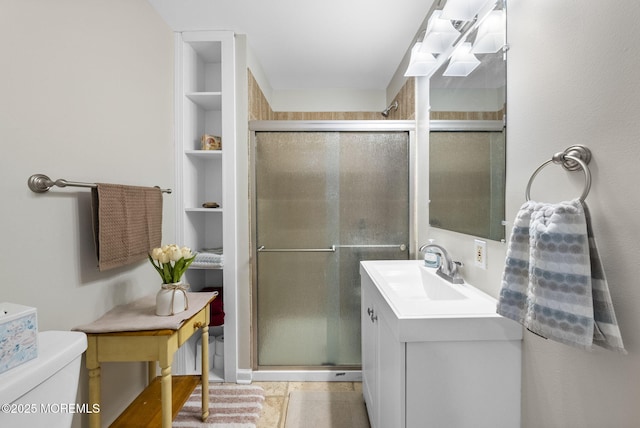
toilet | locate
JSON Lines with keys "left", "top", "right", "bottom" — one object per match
{"left": 0, "top": 330, "right": 87, "bottom": 428}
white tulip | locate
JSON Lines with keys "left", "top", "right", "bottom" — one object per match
{"left": 149, "top": 243, "right": 195, "bottom": 285}
{"left": 169, "top": 245, "right": 182, "bottom": 262}
{"left": 158, "top": 251, "right": 170, "bottom": 264}
{"left": 151, "top": 247, "right": 163, "bottom": 261}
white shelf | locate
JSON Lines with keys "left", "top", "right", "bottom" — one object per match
{"left": 185, "top": 149, "right": 222, "bottom": 158}
{"left": 176, "top": 30, "right": 237, "bottom": 384}
{"left": 186, "top": 92, "right": 222, "bottom": 110}
{"left": 185, "top": 207, "right": 223, "bottom": 213}
{"left": 190, "top": 265, "right": 224, "bottom": 270}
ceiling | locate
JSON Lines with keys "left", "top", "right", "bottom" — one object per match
{"left": 147, "top": 0, "right": 434, "bottom": 92}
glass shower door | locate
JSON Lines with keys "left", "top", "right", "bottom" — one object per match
{"left": 254, "top": 131, "right": 409, "bottom": 367}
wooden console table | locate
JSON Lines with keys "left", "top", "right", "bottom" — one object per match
{"left": 74, "top": 292, "right": 217, "bottom": 428}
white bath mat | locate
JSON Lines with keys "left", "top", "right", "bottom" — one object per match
{"left": 284, "top": 391, "right": 370, "bottom": 428}
{"left": 174, "top": 383, "right": 264, "bottom": 428}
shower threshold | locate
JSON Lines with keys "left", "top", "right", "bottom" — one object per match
{"left": 251, "top": 369, "right": 362, "bottom": 382}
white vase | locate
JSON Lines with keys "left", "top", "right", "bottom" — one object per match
{"left": 155, "top": 282, "right": 189, "bottom": 316}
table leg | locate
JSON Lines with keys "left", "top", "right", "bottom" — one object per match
{"left": 86, "top": 336, "right": 101, "bottom": 428}
{"left": 160, "top": 364, "right": 172, "bottom": 428}
{"left": 201, "top": 324, "right": 210, "bottom": 421}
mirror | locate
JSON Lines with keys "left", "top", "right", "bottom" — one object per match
{"left": 427, "top": 0, "right": 506, "bottom": 241}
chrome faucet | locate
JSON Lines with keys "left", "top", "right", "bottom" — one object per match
{"left": 418, "top": 243, "right": 464, "bottom": 284}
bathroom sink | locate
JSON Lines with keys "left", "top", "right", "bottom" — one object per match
{"left": 364, "top": 260, "right": 494, "bottom": 315}
{"left": 360, "top": 260, "right": 522, "bottom": 342}
{"left": 382, "top": 265, "right": 467, "bottom": 301}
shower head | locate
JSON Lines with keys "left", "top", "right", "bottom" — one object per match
{"left": 381, "top": 100, "right": 399, "bottom": 117}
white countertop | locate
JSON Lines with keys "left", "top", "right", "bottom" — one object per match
{"left": 360, "top": 260, "right": 523, "bottom": 342}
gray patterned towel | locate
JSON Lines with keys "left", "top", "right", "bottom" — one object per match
{"left": 583, "top": 203, "right": 626, "bottom": 353}
{"left": 497, "top": 199, "right": 626, "bottom": 353}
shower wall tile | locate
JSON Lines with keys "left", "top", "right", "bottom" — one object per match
{"left": 383, "top": 77, "right": 415, "bottom": 120}
{"left": 430, "top": 107, "right": 505, "bottom": 121}
{"left": 249, "top": 71, "right": 275, "bottom": 120}
{"left": 272, "top": 111, "right": 382, "bottom": 120}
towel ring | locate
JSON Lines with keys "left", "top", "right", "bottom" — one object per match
{"left": 525, "top": 145, "right": 592, "bottom": 202}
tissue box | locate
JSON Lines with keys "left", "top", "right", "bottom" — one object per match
{"left": 0, "top": 303, "right": 38, "bottom": 374}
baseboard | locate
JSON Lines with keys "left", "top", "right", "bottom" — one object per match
{"left": 236, "top": 368, "right": 253, "bottom": 384}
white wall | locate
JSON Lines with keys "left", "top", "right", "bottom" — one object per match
{"left": 269, "top": 88, "right": 387, "bottom": 112}
{"left": 249, "top": 39, "right": 390, "bottom": 112}
{"left": 0, "top": 1, "right": 174, "bottom": 426}
{"left": 508, "top": 1, "right": 640, "bottom": 426}
{"left": 246, "top": 48, "right": 389, "bottom": 111}
{"left": 422, "top": 1, "right": 640, "bottom": 427}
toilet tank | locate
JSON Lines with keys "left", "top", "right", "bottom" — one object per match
{"left": 0, "top": 331, "right": 87, "bottom": 428}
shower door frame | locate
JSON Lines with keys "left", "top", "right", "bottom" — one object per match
{"left": 249, "top": 120, "right": 418, "bottom": 382}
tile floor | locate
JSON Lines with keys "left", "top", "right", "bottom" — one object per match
{"left": 253, "top": 381, "right": 364, "bottom": 428}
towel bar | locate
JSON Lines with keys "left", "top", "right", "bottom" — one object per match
{"left": 27, "top": 174, "right": 172, "bottom": 194}
{"left": 525, "top": 145, "right": 591, "bottom": 202}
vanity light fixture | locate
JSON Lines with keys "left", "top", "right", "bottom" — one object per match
{"left": 470, "top": 10, "right": 505, "bottom": 53}
{"left": 405, "top": 0, "right": 501, "bottom": 78}
{"left": 441, "top": 0, "right": 497, "bottom": 21}
{"left": 442, "top": 42, "right": 480, "bottom": 76}
{"left": 404, "top": 42, "right": 439, "bottom": 76}
{"left": 419, "top": 10, "right": 460, "bottom": 54}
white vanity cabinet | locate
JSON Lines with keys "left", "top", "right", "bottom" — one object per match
{"left": 360, "top": 261, "right": 522, "bottom": 428}
{"left": 361, "top": 276, "right": 405, "bottom": 428}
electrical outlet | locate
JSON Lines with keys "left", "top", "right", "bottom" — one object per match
{"left": 474, "top": 239, "right": 487, "bottom": 269}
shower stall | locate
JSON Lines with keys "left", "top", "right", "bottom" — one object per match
{"left": 250, "top": 121, "right": 415, "bottom": 378}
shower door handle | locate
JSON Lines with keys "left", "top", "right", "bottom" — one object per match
{"left": 334, "top": 244, "right": 407, "bottom": 251}
{"left": 257, "top": 245, "right": 336, "bottom": 253}
{"left": 257, "top": 244, "right": 407, "bottom": 252}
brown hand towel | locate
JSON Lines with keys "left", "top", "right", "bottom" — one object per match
{"left": 91, "top": 183, "right": 162, "bottom": 271}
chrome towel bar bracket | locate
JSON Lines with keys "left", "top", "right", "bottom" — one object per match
{"left": 525, "top": 145, "right": 592, "bottom": 202}
{"left": 27, "top": 173, "right": 172, "bottom": 194}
